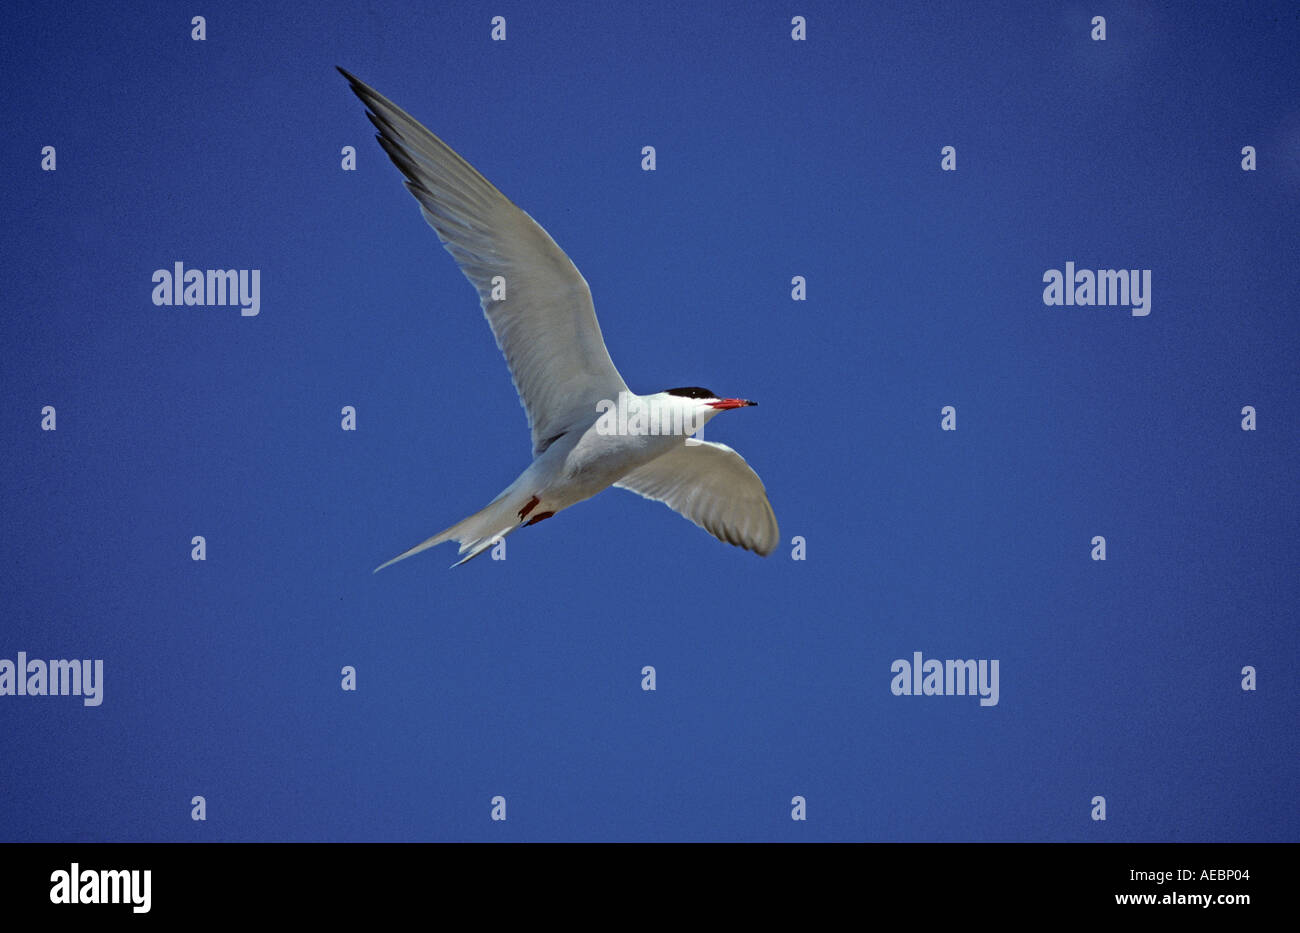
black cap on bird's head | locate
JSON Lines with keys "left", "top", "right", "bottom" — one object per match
{"left": 663, "top": 386, "right": 757, "bottom": 410}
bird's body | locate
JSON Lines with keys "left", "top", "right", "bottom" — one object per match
{"left": 340, "top": 68, "right": 778, "bottom": 569}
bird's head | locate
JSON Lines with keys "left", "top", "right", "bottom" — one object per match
{"left": 655, "top": 386, "right": 757, "bottom": 429}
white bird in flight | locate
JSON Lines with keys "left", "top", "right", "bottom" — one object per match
{"left": 340, "top": 68, "right": 779, "bottom": 569}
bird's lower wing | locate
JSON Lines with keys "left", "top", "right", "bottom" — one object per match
{"left": 614, "top": 440, "right": 779, "bottom": 556}
{"left": 339, "top": 68, "right": 628, "bottom": 455}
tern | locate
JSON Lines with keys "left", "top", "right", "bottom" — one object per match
{"left": 340, "top": 68, "right": 779, "bottom": 569}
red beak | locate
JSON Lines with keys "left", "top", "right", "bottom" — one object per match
{"left": 708, "top": 398, "right": 757, "bottom": 410}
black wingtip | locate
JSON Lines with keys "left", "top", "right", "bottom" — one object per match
{"left": 336, "top": 66, "right": 363, "bottom": 91}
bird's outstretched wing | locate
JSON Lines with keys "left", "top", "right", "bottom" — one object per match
{"left": 615, "top": 440, "right": 779, "bottom": 556}
{"left": 339, "top": 68, "right": 629, "bottom": 454}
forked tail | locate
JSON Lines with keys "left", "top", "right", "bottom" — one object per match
{"left": 373, "top": 492, "right": 524, "bottom": 572}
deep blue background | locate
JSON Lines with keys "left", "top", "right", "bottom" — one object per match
{"left": 2, "top": 1, "right": 1296, "bottom": 841}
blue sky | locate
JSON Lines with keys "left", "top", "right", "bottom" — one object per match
{"left": 1, "top": 0, "right": 1296, "bottom": 841}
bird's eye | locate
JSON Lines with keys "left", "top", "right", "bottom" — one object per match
{"left": 665, "top": 386, "right": 715, "bottom": 400}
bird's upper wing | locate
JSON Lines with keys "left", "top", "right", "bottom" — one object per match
{"left": 614, "top": 440, "right": 779, "bottom": 556}
{"left": 340, "top": 68, "right": 629, "bottom": 455}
